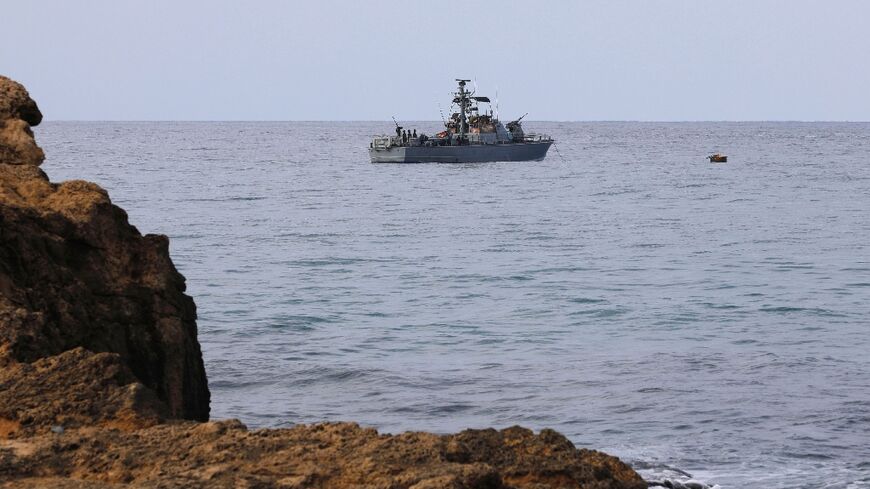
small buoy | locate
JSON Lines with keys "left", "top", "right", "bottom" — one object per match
{"left": 707, "top": 153, "right": 727, "bottom": 163}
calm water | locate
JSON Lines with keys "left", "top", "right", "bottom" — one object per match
{"left": 39, "top": 122, "right": 870, "bottom": 488}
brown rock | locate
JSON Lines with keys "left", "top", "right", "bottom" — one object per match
{"left": 0, "top": 347, "right": 167, "bottom": 438}
{"left": 449, "top": 426, "right": 645, "bottom": 488}
{"left": 0, "top": 118, "right": 44, "bottom": 166}
{"left": 0, "top": 165, "right": 210, "bottom": 421}
{"left": 0, "top": 76, "right": 44, "bottom": 167}
{"left": 1, "top": 74, "right": 209, "bottom": 421}
{"left": 0, "top": 422, "right": 646, "bottom": 489}
{"left": 0, "top": 76, "right": 42, "bottom": 125}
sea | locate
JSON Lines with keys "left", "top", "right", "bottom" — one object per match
{"left": 39, "top": 121, "right": 870, "bottom": 488}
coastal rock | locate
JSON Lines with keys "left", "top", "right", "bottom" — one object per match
{"left": 0, "top": 168, "right": 211, "bottom": 421}
{"left": 0, "top": 422, "right": 647, "bottom": 489}
{"left": 0, "top": 76, "right": 42, "bottom": 125}
{"left": 0, "top": 347, "right": 168, "bottom": 438}
{"left": 0, "top": 75, "right": 209, "bottom": 422}
{"left": 0, "top": 119, "right": 44, "bottom": 166}
{"left": 0, "top": 76, "right": 44, "bottom": 166}
{"left": 450, "top": 426, "right": 645, "bottom": 487}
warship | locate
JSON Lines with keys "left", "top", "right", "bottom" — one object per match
{"left": 369, "top": 79, "right": 553, "bottom": 163}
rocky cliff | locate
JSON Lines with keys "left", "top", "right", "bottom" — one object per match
{"left": 0, "top": 75, "right": 209, "bottom": 428}
{"left": 0, "top": 75, "right": 646, "bottom": 489}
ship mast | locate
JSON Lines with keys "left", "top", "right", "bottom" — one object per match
{"left": 456, "top": 79, "right": 470, "bottom": 143}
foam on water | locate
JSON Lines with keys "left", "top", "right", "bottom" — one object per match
{"left": 40, "top": 121, "right": 870, "bottom": 488}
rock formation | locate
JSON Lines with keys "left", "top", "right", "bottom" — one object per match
{"left": 0, "top": 75, "right": 43, "bottom": 167}
{"left": 1, "top": 421, "right": 646, "bottom": 488}
{"left": 0, "top": 76, "right": 42, "bottom": 125}
{"left": 0, "top": 75, "right": 209, "bottom": 427}
{"left": 0, "top": 75, "right": 647, "bottom": 488}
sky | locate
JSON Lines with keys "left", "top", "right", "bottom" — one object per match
{"left": 3, "top": 0, "right": 870, "bottom": 121}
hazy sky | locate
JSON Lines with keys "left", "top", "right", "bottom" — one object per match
{"left": 4, "top": 0, "right": 870, "bottom": 121}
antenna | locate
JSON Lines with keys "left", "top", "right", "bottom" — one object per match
{"left": 495, "top": 86, "right": 499, "bottom": 120}
{"left": 437, "top": 103, "right": 447, "bottom": 127}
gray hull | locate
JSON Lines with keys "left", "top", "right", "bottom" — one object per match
{"left": 369, "top": 141, "right": 552, "bottom": 163}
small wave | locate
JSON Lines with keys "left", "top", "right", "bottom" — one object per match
{"left": 285, "top": 366, "right": 374, "bottom": 387}
{"left": 288, "top": 257, "right": 377, "bottom": 267}
{"left": 632, "top": 462, "right": 718, "bottom": 489}
{"left": 568, "top": 307, "right": 629, "bottom": 318}
{"left": 361, "top": 311, "right": 390, "bottom": 318}
{"left": 676, "top": 183, "right": 706, "bottom": 189}
{"left": 428, "top": 403, "right": 476, "bottom": 415}
{"left": 208, "top": 379, "right": 271, "bottom": 389}
{"left": 187, "top": 196, "right": 266, "bottom": 202}
{"left": 568, "top": 297, "right": 606, "bottom": 304}
{"left": 782, "top": 451, "right": 835, "bottom": 461}
{"left": 647, "top": 479, "right": 716, "bottom": 489}
{"left": 759, "top": 306, "right": 845, "bottom": 317}
{"left": 731, "top": 338, "right": 758, "bottom": 345}
{"left": 531, "top": 266, "right": 592, "bottom": 274}
{"left": 702, "top": 303, "right": 741, "bottom": 309}
{"left": 631, "top": 461, "right": 694, "bottom": 478}
{"left": 610, "top": 404, "right": 651, "bottom": 414}
{"left": 266, "top": 314, "right": 336, "bottom": 331}
{"left": 591, "top": 189, "right": 640, "bottom": 196}
{"left": 507, "top": 274, "right": 533, "bottom": 281}
{"left": 759, "top": 306, "right": 807, "bottom": 312}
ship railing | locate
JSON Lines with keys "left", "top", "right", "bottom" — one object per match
{"left": 371, "top": 136, "right": 394, "bottom": 150}
{"left": 522, "top": 133, "right": 553, "bottom": 143}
